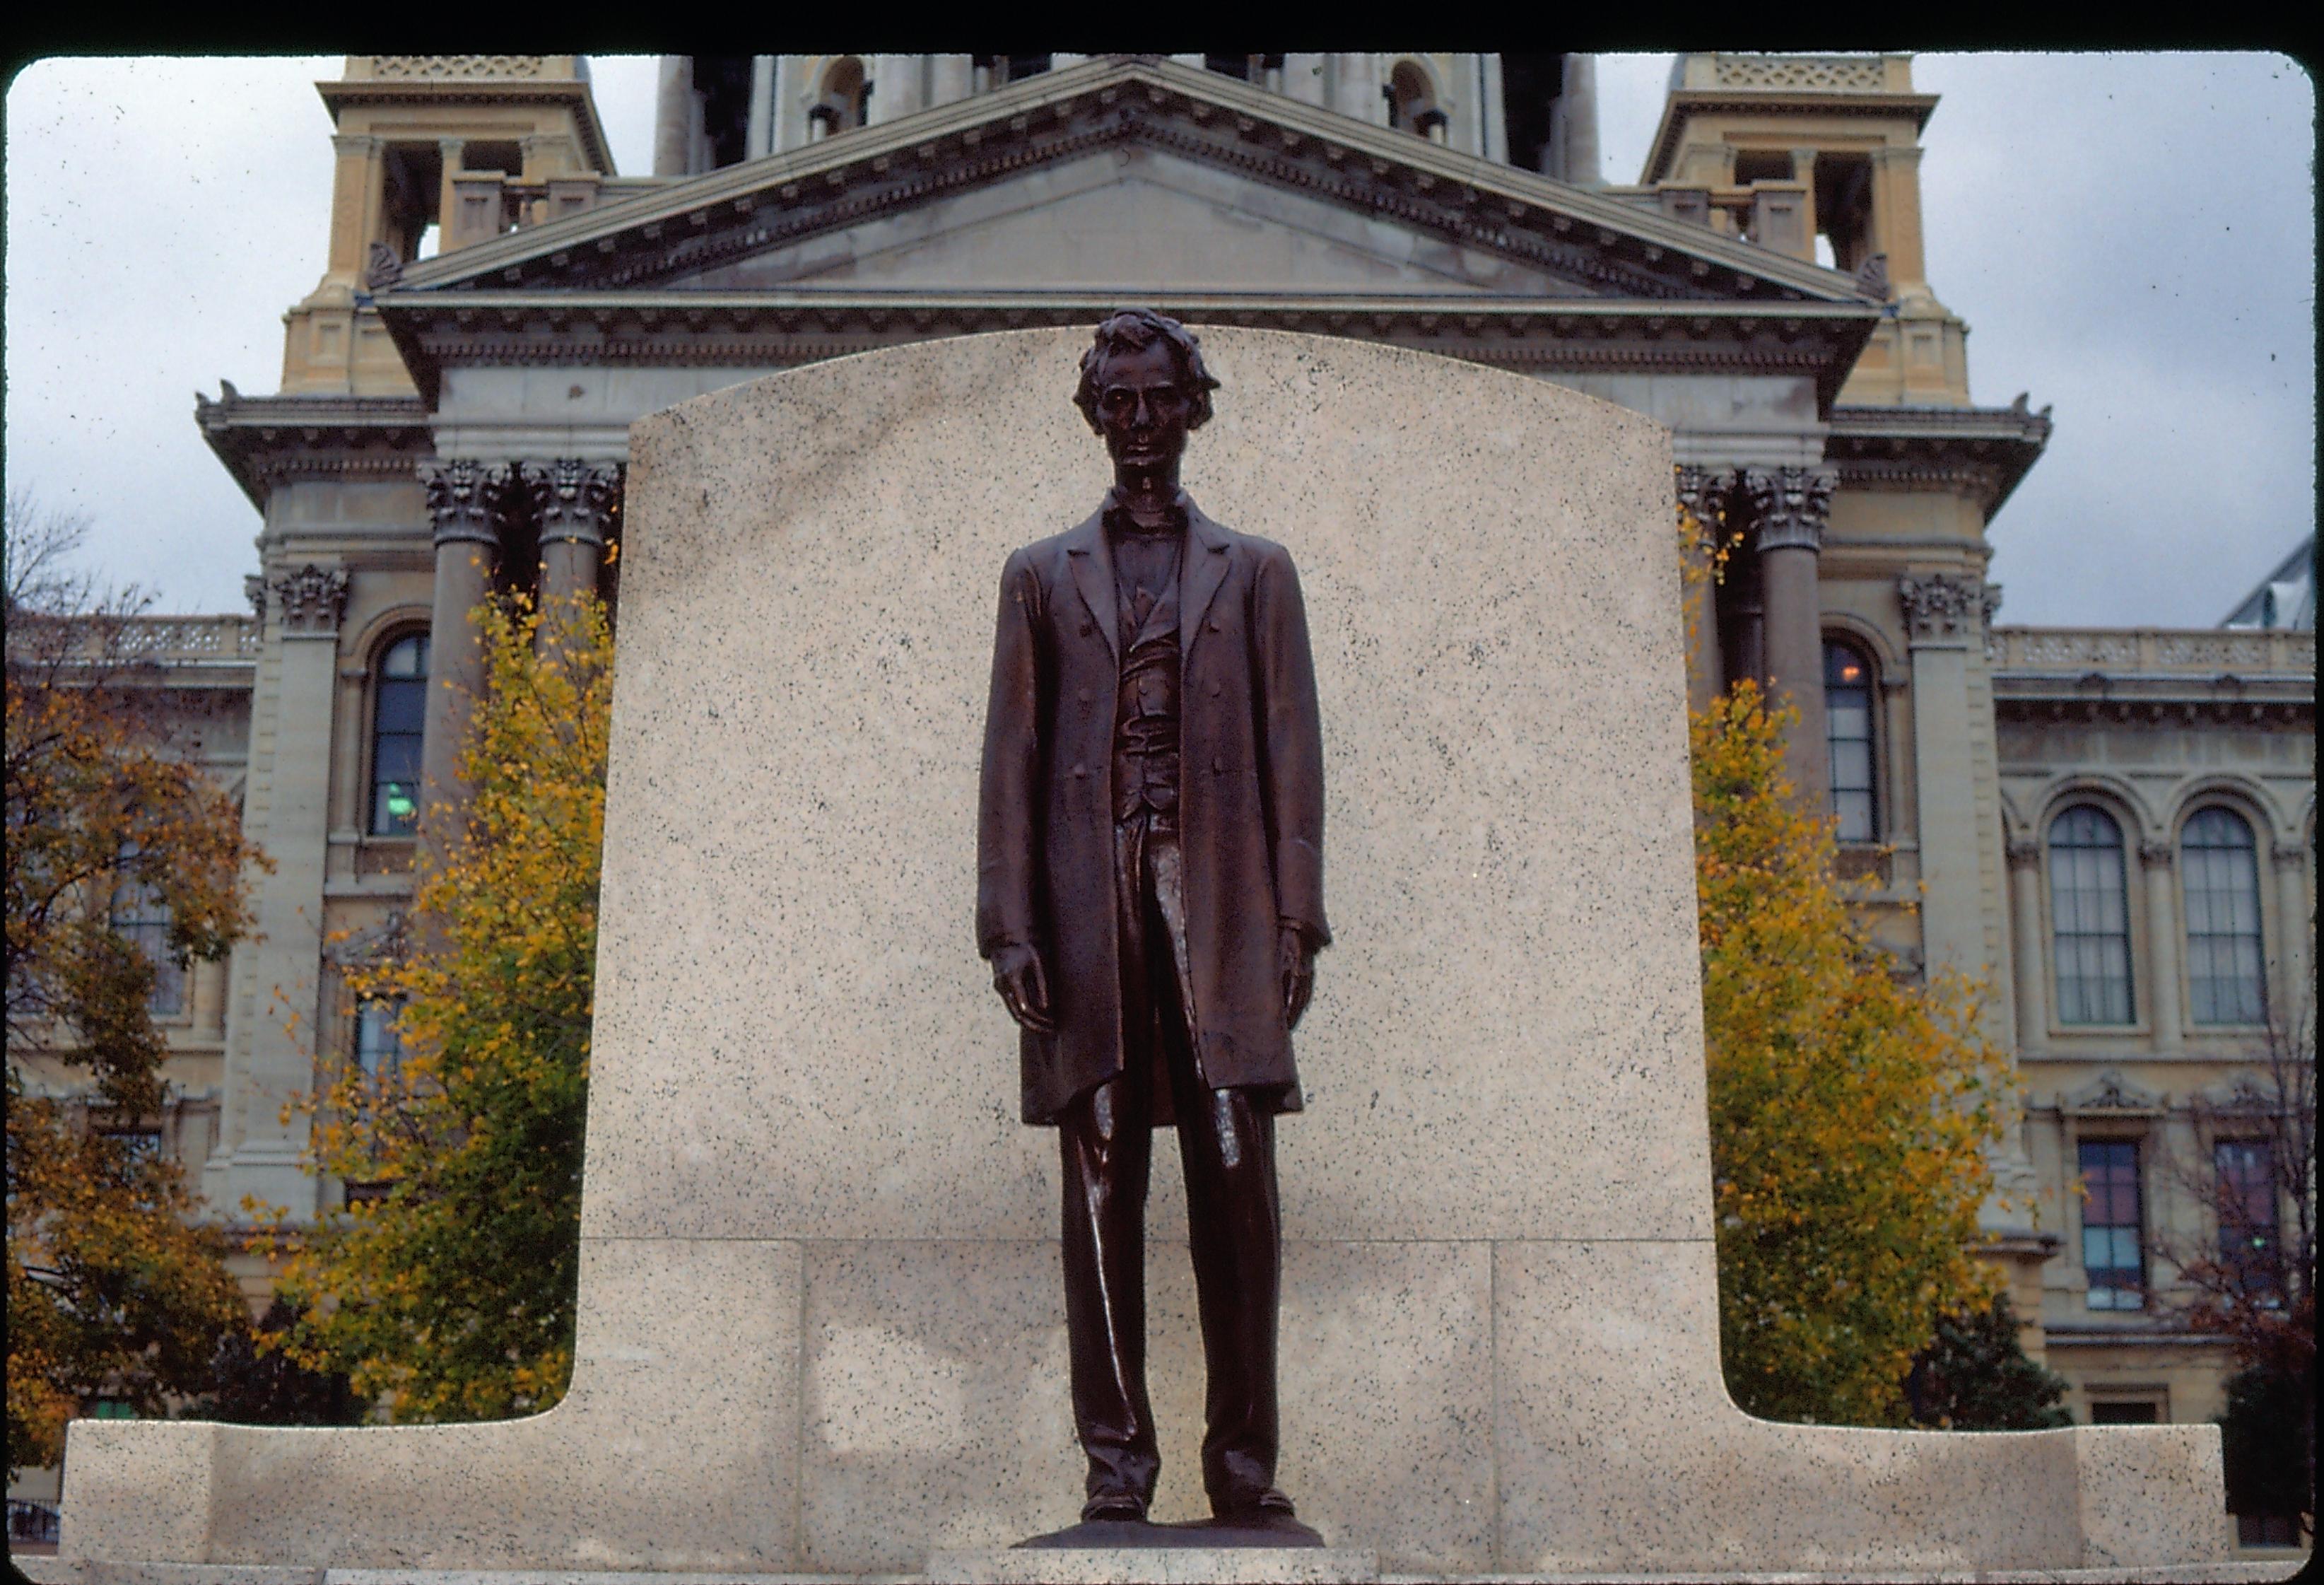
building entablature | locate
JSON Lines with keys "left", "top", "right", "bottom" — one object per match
{"left": 196, "top": 385, "right": 435, "bottom": 509}
{"left": 1991, "top": 626, "right": 2316, "bottom": 725}
{"left": 1825, "top": 400, "right": 2051, "bottom": 517}
{"left": 380, "top": 291, "right": 1879, "bottom": 414}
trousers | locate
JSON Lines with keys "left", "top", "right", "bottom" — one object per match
{"left": 1058, "top": 808, "right": 1284, "bottom": 1511}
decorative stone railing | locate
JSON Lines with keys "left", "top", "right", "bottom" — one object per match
{"left": 1990, "top": 626, "right": 2315, "bottom": 676}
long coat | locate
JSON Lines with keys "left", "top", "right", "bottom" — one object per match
{"left": 976, "top": 495, "right": 1331, "bottom": 1125}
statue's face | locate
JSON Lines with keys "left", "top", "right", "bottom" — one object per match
{"left": 1091, "top": 341, "right": 1195, "bottom": 474}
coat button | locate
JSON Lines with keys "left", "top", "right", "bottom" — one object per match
{"left": 1211, "top": 682, "right": 1223, "bottom": 697}
{"left": 1211, "top": 755, "right": 1223, "bottom": 773}
{"left": 1080, "top": 687, "right": 1094, "bottom": 703}
{"left": 1073, "top": 764, "right": 1088, "bottom": 778}
{"left": 1208, "top": 619, "right": 1222, "bottom": 632}
{"left": 1079, "top": 621, "right": 1093, "bottom": 636}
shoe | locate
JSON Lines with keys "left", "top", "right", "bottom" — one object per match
{"left": 1212, "top": 1485, "right": 1296, "bottom": 1521}
{"left": 1080, "top": 1491, "right": 1149, "bottom": 1523}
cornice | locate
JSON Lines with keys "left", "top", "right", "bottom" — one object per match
{"left": 317, "top": 76, "right": 613, "bottom": 175}
{"left": 376, "top": 293, "right": 1877, "bottom": 411}
{"left": 1643, "top": 91, "right": 1939, "bottom": 185}
{"left": 388, "top": 57, "right": 1875, "bottom": 310}
{"left": 194, "top": 386, "right": 434, "bottom": 509}
{"left": 1825, "top": 402, "right": 2052, "bottom": 517}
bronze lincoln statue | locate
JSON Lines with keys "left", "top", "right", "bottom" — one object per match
{"left": 976, "top": 310, "right": 1330, "bottom": 1537}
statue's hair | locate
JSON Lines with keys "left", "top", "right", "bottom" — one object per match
{"left": 1072, "top": 308, "right": 1221, "bottom": 434}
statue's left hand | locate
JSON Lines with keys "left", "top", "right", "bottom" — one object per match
{"left": 1280, "top": 925, "right": 1317, "bottom": 1030}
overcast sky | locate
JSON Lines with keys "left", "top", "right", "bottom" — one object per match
{"left": 4, "top": 54, "right": 2313, "bottom": 626}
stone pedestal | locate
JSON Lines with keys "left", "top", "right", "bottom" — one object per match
{"left": 59, "top": 329, "right": 2229, "bottom": 1577}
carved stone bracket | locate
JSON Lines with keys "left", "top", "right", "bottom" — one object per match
{"left": 2005, "top": 834, "right": 2042, "bottom": 870}
{"left": 269, "top": 565, "right": 351, "bottom": 637}
{"left": 1896, "top": 571, "right": 1993, "bottom": 645}
{"left": 324, "top": 909, "right": 409, "bottom": 970}
{"left": 2061, "top": 1068, "right": 2165, "bottom": 1118}
{"left": 2270, "top": 837, "right": 2308, "bottom": 870}
{"left": 521, "top": 460, "right": 623, "bottom": 547}
{"left": 365, "top": 241, "right": 404, "bottom": 292}
{"left": 243, "top": 574, "right": 267, "bottom": 623}
{"left": 1742, "top": 466, "right": 1836, "bottom": 554}
{"left": 418, "top": 459, "right": 512, "bottom": 548}
{"left": 2137, "top": 837, "right": 2175, "bottom": 871}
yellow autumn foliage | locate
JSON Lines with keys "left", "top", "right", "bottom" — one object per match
{"left": 1682, "top": 507, "right": 2008, "bottom": 1426}
{"left": 258, "top": 593, "right": 609, "bottom": 1422}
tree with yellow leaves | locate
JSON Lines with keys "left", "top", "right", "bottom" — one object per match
{"left": 1691, "top": 674, "right": 2012, "bottom": 1427}
{"left": 259, "top": 594, "right": 609, "bottom": 1422}
{"left": 5, "top": 495, "right": 261, "bottom": 1478}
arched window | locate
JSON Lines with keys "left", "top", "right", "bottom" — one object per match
{"left": 1823, "top": 639, "right": 1877, "bottom": 842}
{"left": 370, "top": 633, "right": 428, "bottom": 837}
{"left": 2049, "top": 805, "right": 2134, "bottom": 1025}
{"left": 1385, "top": 60, "right": 1448, "bottom": 143}
{"left": 2182, "top": 807, "right": 2266, "bottom": 1025}
{"left": 809, "top": 57, "right": 869, "bottom": 141}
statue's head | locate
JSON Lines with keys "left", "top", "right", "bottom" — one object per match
{"left": 1074, "top": 310, "right": 1220, "bottom": 473}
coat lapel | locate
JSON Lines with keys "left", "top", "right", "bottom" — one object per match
{"left": 1062, "top": 508, "right": 1117, "bottom": 664}
{"left": 1180, "top": 501, "right": 1234, "bottom": 665}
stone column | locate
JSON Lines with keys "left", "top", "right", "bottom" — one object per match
{"left": 927, "top": 54, "right": 975, "bottom": 110}
{"left": 869, "top": 54, "right": 922, "bottom": 124}
{"left": 2272, "top": 838, "right": 2311, "bottom": 1029}
{"left": 1561, "top": 54, "right": 1601, "bottom": 185}
{"left": 1674, "top": 466, "right": 1731, "bottom": 713}
{"left": 2138, "top": 838, "right": 2183, "bottom": 1053}
{"left": 1896, "top": 571, "right": 1991, "bottom": 978}
{"left": 2007, "top": 834, "right": 2048, "bottom": 1053}
{"left": 1281, "top": 52, "right": 1327, "bottom": 106}
{"left": 1330, "top": 53, "right": 1385, "bottom": 123}
{"left": 747, "top": 56, "right": 775, "bottom": 158}
{"left": 326, "top": 133, "right": 386, "bottom": 281}
{"left": 416, "top": 460, "right": 506, "bottom": 871}
{"left": 1869, "top": 144, "right": 1928, "bottom": 290}
{"left": 1745, "top": 467, "right": 1835, "bottom": 811}
{"left": 522, "top": 459, "right": 621, "bottom": 626}
{"left": 654, "top": 56, "right": 694, "bottom": 176}
{"left": 214, "top": 564, "right": 348, "bottom": 1224}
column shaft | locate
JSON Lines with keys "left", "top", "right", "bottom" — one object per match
{"left": 1560, "top": 55, "right": 1600, "bottom": 185}
{"left": 654, "top": 57, "right": 694, "bottom": 176}
{"left": 1759, "top": 543, "right": 1827, "bottom": 809}
{"left": 1896, "top": 571, "right": 1991, "bottom": 980}
{"left": 2008, "top": 840, "right": 2048, "bottom": 1052}
{"left": 1747, "top": 468, "right": 1836, "bottom": 812}
{"left": 417, "top": 462, "right": 505, "bottom": 874}
{"left": 2140, "top": 843, "right": 2183, "bottom": 1053}
{"left": 2274, "top": 843, "right": 2311, "bottom": 1029}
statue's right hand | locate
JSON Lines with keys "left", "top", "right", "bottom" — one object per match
{"left": 990, "top": 942, "right": 1056, "bottom": 1036}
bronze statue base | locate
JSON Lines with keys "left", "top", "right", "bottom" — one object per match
{"left": 1017, "top": 1514, "right": 1326, "bottom": 1550}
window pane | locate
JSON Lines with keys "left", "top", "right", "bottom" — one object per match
{"left": 370, "top": 636, "right": 430, "bottom": 837}
{"left": 2050, "top": 807, "right": 2134, "bottom": 1024}
{"left": 374, "top": 678, "right": 427, "bottom": 735}
{"left": 2182, "top": 809, "right": 2265, "bottom": 1024}
{"left": 355, "top": 1000, "right": 404, "bottom": 1081}
{"left": 112, "top": 877, "right": 185, "bottom": 1017}
{"left": 2078, "top": 1139, "right": 2144, "bottom": 1309}
{"left": 1824, "top": 641, "right": 1877, "bottom": 843}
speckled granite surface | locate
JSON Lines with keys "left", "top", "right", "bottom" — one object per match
{"left": 54, "top": 329, "right": 2232, "bottom": 1577}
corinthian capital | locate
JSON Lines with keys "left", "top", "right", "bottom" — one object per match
{"left": 1742, "top": 465, "right": 1836, "bottom": 554}
{"left": 269, "top": 564, "right": 350, "bottom": 637}
{"left": 520, "top": 460, "right": 623, "bottom": 546}
{"left": 1896, "top": 571, "right": 1994, "bottom": 645}
{"left": 418, "top": 459, "right": 512, "bottom": 548}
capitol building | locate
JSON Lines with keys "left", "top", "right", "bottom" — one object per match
{"left": 16, "top": 51, "right": 2313, "bottom": 1516}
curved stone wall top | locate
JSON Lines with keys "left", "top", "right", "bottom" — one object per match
{"left": 586, "top": 325, "right": 1703, "bottom": 1244}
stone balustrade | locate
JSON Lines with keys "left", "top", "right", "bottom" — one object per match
{"left": 1990, "top": 626, "right": 2315, "bottom": 677}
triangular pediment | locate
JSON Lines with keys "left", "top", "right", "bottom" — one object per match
{"left": 389, "top": 55, "right": 1875, "bottom": 310}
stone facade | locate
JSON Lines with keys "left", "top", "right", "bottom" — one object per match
{"left": 16, "top": 51, "right": 2312, "bottom": 1534}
